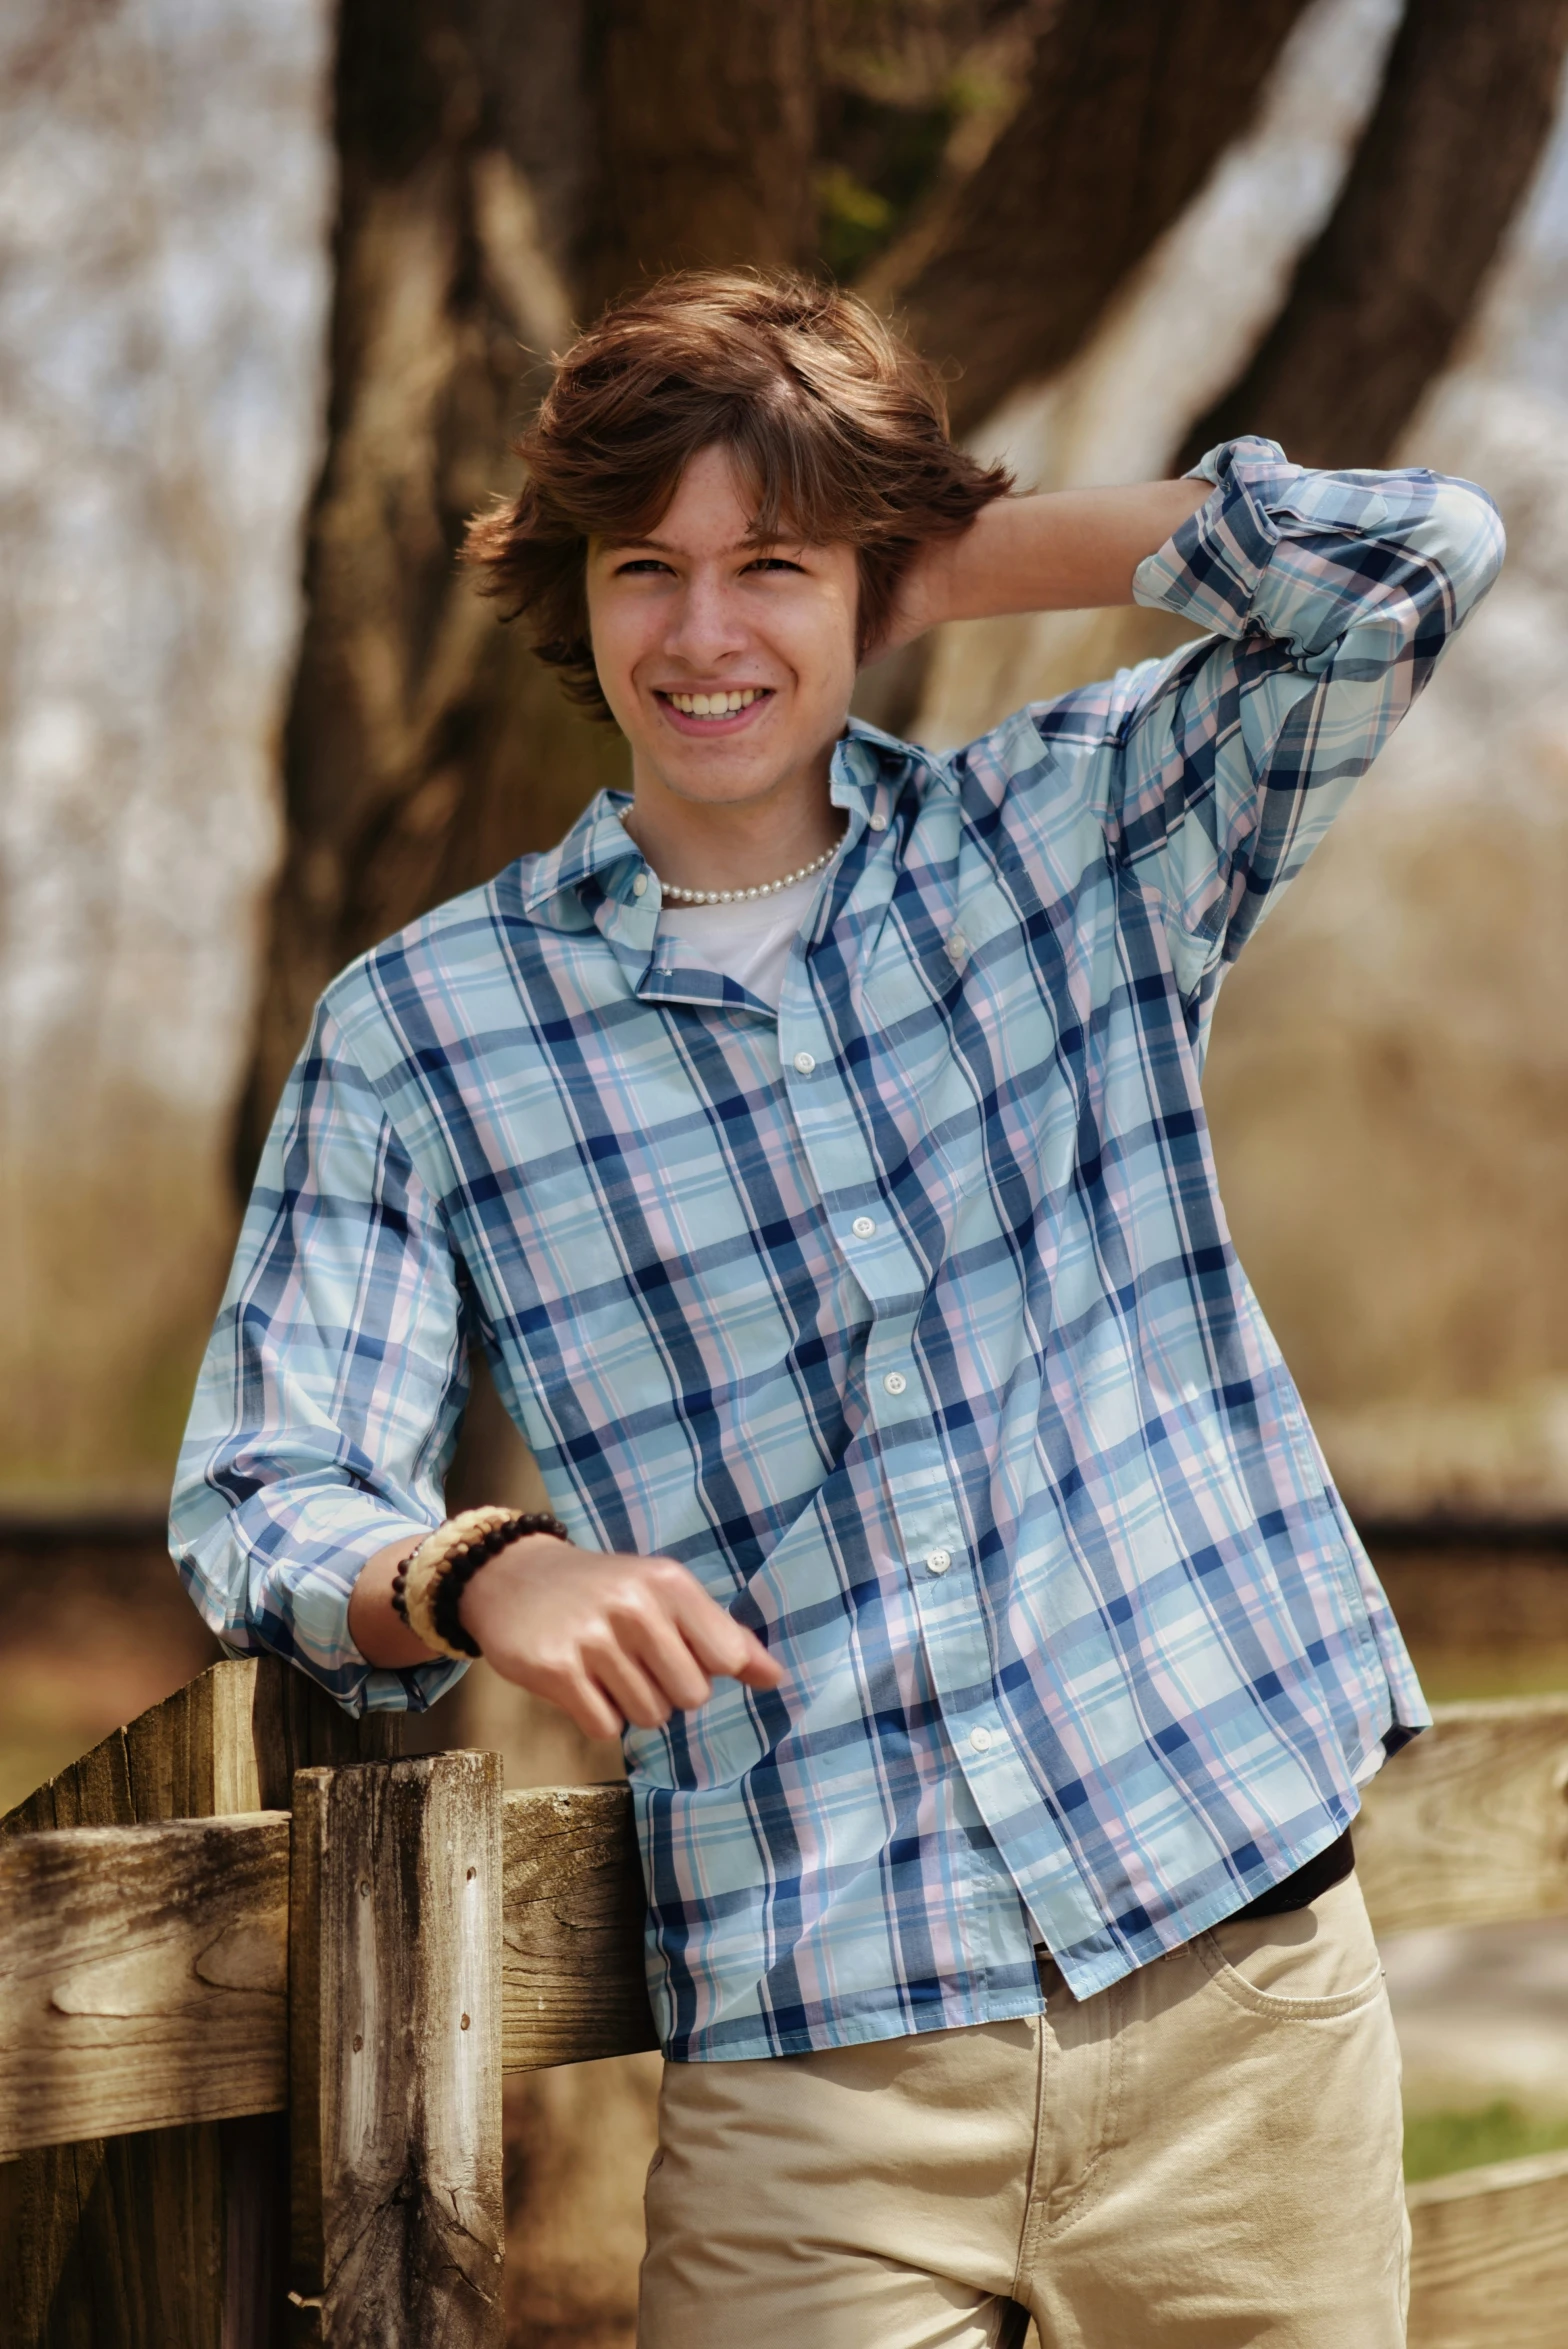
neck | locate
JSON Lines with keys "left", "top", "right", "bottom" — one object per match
{"left": 625, "top": 761, "right": 843, "bottom": 898}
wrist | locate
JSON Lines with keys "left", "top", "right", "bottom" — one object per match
{"left": 888, "top": 520, "right": 972, "bottom": 646}
{"left": 394, "top": 1507, "right": 568, "bottom": 1659}
{"left": 456, "top": 1528, "right": 570, "bottom": 1637}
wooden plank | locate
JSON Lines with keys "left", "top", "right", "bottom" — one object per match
{"left": 1407, "top": 2148, "right": 1568, "bottom": 2349}
{"left": 0, "top": 1663, "right": 278, "bottom": 2349}
{"left": 0, "top": 1657, "right": 405, "bottom": 1843}
{"left": 246, "top": 1656, "right": 402, "bottom": 1813}
{"left": 1, "top": 1661, "right": 260, "bottom": 1839}
{"left": 0, "top": 1655, "right": 403, "bottom": 2349}
{"left": 220, "top": 2112, "right": 290, "bottom": 2349}
{"left": 1357, "top": 1697, "right": 1568, "bottom": 1936}
{"left": 288, "top": 1753, "right": 504, "bottom": 2348}
{"left": 0, "top": 2130, "right": 227, "bottom": 2349}
{"left": 128, "top": 1663, "right": 265, "bottom": 1824}
{"left": 501, "top": 1785, "right": 657, "bottom": 2071}
{"left": 0, "top": 1814, "right": 290, "bottom": 2157}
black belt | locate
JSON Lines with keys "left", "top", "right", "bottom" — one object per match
{"left": 1226, "top": 1826, "right": 1356, "bottom": 1921}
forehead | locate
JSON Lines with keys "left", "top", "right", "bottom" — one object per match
{"left": 594, "top": 445, "right": 766, "bottom": 557}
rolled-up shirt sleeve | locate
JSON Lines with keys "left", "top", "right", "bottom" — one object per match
{"left": 169, "top": 997, "right": 471, "bottom": 1715}
{"left": 1102, "top": 434, "right": 1505, "bottom": 1014}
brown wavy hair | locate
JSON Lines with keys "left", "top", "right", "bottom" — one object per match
{"left": 463, "top": 269, "right": 1011, "bottom": 720}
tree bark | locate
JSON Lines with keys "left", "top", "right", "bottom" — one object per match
{"left": 1180, "top": 0, "right": 1568, "bottom": 469}
{"left": 236, "top": 0, "right": 618, "bottom": 1174}
{"left": 884, "top": 0, "right": 1319, "bottom": 438}
{"left": 582, "top": 0, "right": 819, "bottom": 310}
{"left": 238, "top": 0, "right": 1324, "bottom": 1166}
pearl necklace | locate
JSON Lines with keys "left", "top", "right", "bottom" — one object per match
{"left": 653, "top": 836, "right": 841, "bottom": 908}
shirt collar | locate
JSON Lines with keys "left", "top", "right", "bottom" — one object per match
{"left": 518, "top": 791, "right": 640, "bottom": 920}
{"left": 516, "top": 718, "right": 927, "bottom": 931}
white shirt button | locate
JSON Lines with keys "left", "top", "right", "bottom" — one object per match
{"left": 968, "top": 1726, "right": 993, "bottom": 1754}
{"left": 925, "top": 1548, "right": 952, "bottom": 1575}
{"left": 869, "top": 810, "right": 889, "bottom": 831}
{"left": 851, "top": 1216, "right": 875, "bottom": 1238}
{"left": 946, "top": 931, "right": 968, "bottom": 964}
{"left": 632, "top": 872, "right": 648, "bottom": 896}
{"left": 882, "top": 1371, "right": 907, "bottom": 1396}
{"left": 792, "top": 1051, "right": 816, "bottom": 1074}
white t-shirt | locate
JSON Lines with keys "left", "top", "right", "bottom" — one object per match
{"left": 656, "top": 874, "right": 821, "bottom": 1011}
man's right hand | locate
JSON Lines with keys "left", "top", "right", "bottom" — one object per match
{"left": 459, "top": 1534, "right": 783, "bottom": 1739}
{"left": 346, "top": 1525, "right": 782, "bottom": 1740}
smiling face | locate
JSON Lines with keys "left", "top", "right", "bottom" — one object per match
{"left": 584, "top": 443, "right": 860, "bottom": 856}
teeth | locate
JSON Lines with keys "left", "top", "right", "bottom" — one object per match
{"left": 667, "top": 688, "right": 764, "bottom": 717}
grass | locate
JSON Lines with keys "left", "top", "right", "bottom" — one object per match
{"left": 1404, "top": 2100, "right": 1568, "bottom": 2183}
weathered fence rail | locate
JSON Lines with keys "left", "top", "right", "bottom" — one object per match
{"left": 0, "top": 1660, "right": 1564, "bottom": 2346}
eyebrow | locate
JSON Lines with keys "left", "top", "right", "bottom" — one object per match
{"left": 596, "top": 530, "right": 798, "bottom": 556}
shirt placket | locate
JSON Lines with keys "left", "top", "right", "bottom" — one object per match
{"left": 779, "top": 866, "right": 1105, "bottom": 1964}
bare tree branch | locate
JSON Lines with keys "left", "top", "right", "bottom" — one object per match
{"left": 886, "top": 0, "right": 1319, "bottom": 437}
{"left": 1181, "top": 0, "right": 1568, "bottom": 468}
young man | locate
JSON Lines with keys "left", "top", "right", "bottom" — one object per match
{"left": 173, "top": 272, "right": 1502, "bottom": 2345}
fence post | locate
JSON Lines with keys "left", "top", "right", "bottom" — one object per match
{"left": 287, "top": 1752, "right": 504, "bottom": 2348}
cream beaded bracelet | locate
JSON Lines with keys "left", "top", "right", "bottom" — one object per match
{"left": 391, "top": 1505, "right": 568, "bottom": 1659}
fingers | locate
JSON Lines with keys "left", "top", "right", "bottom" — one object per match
{"left": 584, "top": 1566, "right": 779, "bottom": 1721}
{"left": 616, "top": 1602, "right": 714, "bottom": 1713}
{"left": 543, "top": 1667, "right": 625, "bottom": 1743}
{"left": 483, "top": 1549, "right": 783, "bottom": 1734}
{"left": 668, "top": 1579, "right": 783, "bottom": 1688}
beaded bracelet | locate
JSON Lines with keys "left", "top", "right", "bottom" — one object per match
{"left": 391, "top": 1505, "right": 568, "bottom": 1660}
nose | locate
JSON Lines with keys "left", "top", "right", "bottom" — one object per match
{"left": 661, "top": 566, "right": 750, "bottom": 673}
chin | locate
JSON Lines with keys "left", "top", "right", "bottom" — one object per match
{"left": 656, "top": 757, "right": 782, "bottom": 808}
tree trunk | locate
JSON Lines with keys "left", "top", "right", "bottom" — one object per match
{"left": 1180, "top": 0, "right": 1568, "bottom": 468}
{"left": 238, "top": 0, "right": 613, "bottom": 1174}
{"left": 239, "top": 0, "right": 1568, "bottom": 1166}
{"left": 884, "top": 0, "right": 1320, "bottom": 437}
{"left": 583, "top": 0, "right": 819, "bottom": 310}
{"left": 237, "top": 0, "right": 828, "bottom": 1174}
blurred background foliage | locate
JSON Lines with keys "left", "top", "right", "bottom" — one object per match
{"left": 5, "top": 2, "right": 1568, "bottom": 2340}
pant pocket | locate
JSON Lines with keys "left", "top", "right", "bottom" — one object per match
{"left": 1199, "top": 1869, "right": 1386, "bottom": 2019}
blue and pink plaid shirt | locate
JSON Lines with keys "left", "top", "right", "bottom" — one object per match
{"left": 173, "top": 439, "right": 1502, "bottom": 2059}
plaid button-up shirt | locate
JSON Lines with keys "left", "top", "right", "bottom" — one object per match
{"left": 173, "top": 439, "right": 1502, "bottom": 2059}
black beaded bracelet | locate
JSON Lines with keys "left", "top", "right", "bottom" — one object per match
{"left": 431, "top": 1511, "right": 569, "bottom": 1658}
{"left": 390, "top": 1545, "right": 421, "bottom": 1628}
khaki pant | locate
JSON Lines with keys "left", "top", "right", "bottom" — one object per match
{"left": 639, "top": 1872, "right": 1407, "bottom": 2347}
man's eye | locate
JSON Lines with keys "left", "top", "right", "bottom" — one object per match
{"left": 615, "top": 558, "right": 672, "bottom": 577}
{"left": 745, "top": 556, "right": 804, "bottom": 575}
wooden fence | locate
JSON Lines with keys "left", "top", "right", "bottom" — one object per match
{"left": 1, "top": 1658, "right": 1565, "bottom": 2347}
